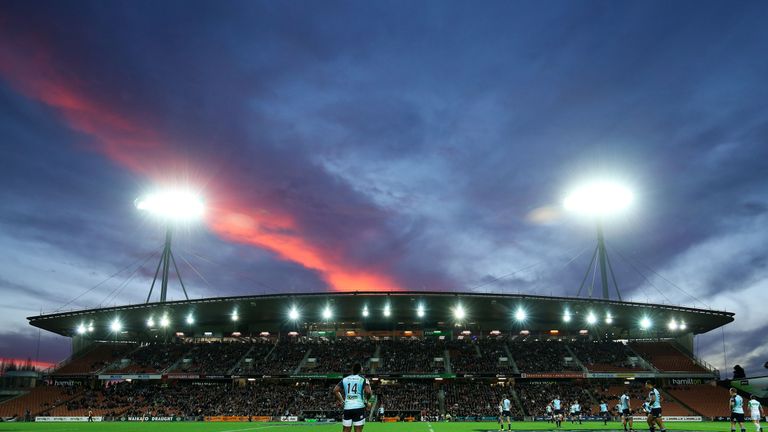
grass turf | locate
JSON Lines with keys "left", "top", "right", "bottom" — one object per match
{"left": 0, "top": 421, "right": 739, "bottom": 432}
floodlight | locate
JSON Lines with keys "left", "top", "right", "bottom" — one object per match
{"left": 515, "top": 308, "right": 527, "bottom": 322}
{"left": 605, "top": 313, "right": 613, "bottom": 324}
{"left": 231, "top": 312, "right": 239, "bottom": 322}
{"left": 417, "top": 304, "right": 425, "bottom": 318}
{"left": 640, "top": 317, "right": 652, "bottom": 330}
{"left": 322, "top": 306, "right": 332, "bottom": 320}
{"left": 563, "top": 312, "right": 572, "bottom": 323}
{"left": 110, "top": 320, "right": 122, "bottom": 332}
{"left": 383, "top": 304, "right": 391, "bottom": 317}
{"left": 679, "top": 321, "right": 687, "bottom": 330}
{"left": 87, "top": 324, "right": 94, "bottom": 333}
{"left": 563, "top": 181, "right": 633, "bottom": 216}
{"left": 160, "top": 315, "right": 170, "bottom": 328}
{"left": 289, "top": 307, "right": 300, "bottom": 321}
{"left": 135, "top": 189, "right": 205, "bottom": 221}
{"left": 362, "top": 306, "right": 369, "bottom": 318}
{"left": 186, "top": 314, "right": 194, "bottom": 325}
{"left": 147, "top": 317, "right": 155, "bottom": 328}
{"left": 454, "top": 305, "right": 466, "bottom": 320}
{"left": 668, "top": 320, "right": 678, "bottom": 331}
{"left": 76, "top": 324, "right": 87, "bottom": 335}
{"left": 586, "top": 312, "right": 597, "bottom": 325}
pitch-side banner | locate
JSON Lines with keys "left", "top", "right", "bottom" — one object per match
{"left": 97, "top": 374, "right": 162, "bottom": 380}
{"left": 521, "top": 372, "right": 586, "bottom": 379}
{"left": 36, "top": 416, "right": 103, "bottom": 422}
{"left": 632, "top": 416, "right": 702, "bottom": 422}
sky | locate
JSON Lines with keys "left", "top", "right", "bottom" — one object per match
{"left": 0, "top": 0, "right": 766, "bottom": 376}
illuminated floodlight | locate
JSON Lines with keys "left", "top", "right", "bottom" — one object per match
{"left": 640, "top": 317, "right": 652, "bottom": 330}
{"left": 514, "top": 308, "right": 527, "bottom": 322}
{"left": 186, "top": 314, "right": 194, "bottom": 325}
{"left": 563, "top": 181, "right": 634, "bottom": 216}
{"left": 586, "top": 312, "right": 597, "bottom": 325}
{"left": 231, "top": 311, "right": 239, "bottom": 322}
{"left": 147, "top": 317, "right": 155, "bottom": 328}
{"left": 160, "top": 315, "right": 170, "bottom": 328}
{"left": 289, "top": 307, "right": 300, "bottom": 321}
{"left": 668, "top": 320, "right": 678, "bottom": 331}
{"left": 322, "top": 306, "right": 332, "bottom": 320}
{"left": 110, "top": 320, "right": 122, "bottom": 333}
{"left": 76, "top": 324, "right": 87, "bottom": 335}
{"left": 679, "top": 321, "right": 687, "bottom": 330}
{"left": 87, "top": 324, "right": 94, "bottom": 333}
{"left": 453, "top": 304, "right": 466, "bottom": 320}
{"left": 135, "top": 189, "right": 205, "bottom": 221}
{"left": 362, "top": 306, "right": 369, "bottom": 318}
{"left": 563, "top": 312, "right": 572, "bottom": 323}
{"left": 417, "top": 304, "right": 425, "bottom": 318}
{"left": 605, "top": 313, "right": 613, "bottom": 325}
{"left": 383, "top": 304, "right": 391, "bottom": 317}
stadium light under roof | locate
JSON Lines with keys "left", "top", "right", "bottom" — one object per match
{"left": 640, "top": 317, "right": 652, "bottom": 330}
{"left": 563, "top": 180, "right": 634, "bottom": 217}
{"left": 289, "top": 307, "right": 300, "bottom": 321}
{"left": 160, "top": 315, "right": 170, "bottom": 328}
{"left": 147, "top": 317, "right": 155, "bottom": 328}
{"left": 417, "top": 304, "right": 425, "bottom": 318}
{"left": 605, "top": 313, "right": 613, "bottom": 324}
{"left": 453, "top": 304, "right": 466, "bottom": 320}
{"left": 186, "top": 314, "right": 194, "bottom": 325}
{"left": 586, "top": 312, "right": 597, "bottom": 325}
{"left": 668, "top": 320, "right": 678, "bottom": 330}
{"left": 110, "top": 320, "right": 122, "bottom": 333}
{"left": 680, "top": 321, "right": 687, "bottom": 330}
{"left": 362, "top": 306, "right": 369, "bottom": 318}
{"left": 322, "top": 306, "right": 332, "bottom": 320}
{"left": 76, "top": 324, "right": 86, "bottom": 335}
{"left": 563, "top": 311, "right": 572, "bottom": 323}
{"left": 135, "top": 188, "right": 205, "bottom": 221}
{"left": 231, "top": 311, "right": 239, "bottom": 322}
{"left": 514, "top": 308, "right": 527, "bottom": 322}
{"left": 383, "top": 304, "right": 391, "bottom": 317}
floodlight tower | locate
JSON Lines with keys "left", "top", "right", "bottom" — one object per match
{"left": 564, "top": 181, "right": 633, "bottom": 300}
{"left": 136, "top": 189, "right": 205, "bottom": 303}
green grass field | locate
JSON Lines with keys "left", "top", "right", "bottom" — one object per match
{"left": 0, "top": 421, "right": 738, "bottom": 432}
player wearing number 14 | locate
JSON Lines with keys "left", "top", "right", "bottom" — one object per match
{"left": 334, "top": 363, "right": 373, "bottom": 432}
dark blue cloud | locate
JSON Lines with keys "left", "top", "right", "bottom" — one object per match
{"left": 0, "top": 0, "right": 767, "bottom": 373}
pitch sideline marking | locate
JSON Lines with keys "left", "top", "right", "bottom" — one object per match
{"left": 218, "top": 425, "right": 281, "bottom": 432}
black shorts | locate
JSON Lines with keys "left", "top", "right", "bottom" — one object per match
{"left": 650, "top": 407, "right": 662, "bottom": 418}
{"left": 731, "top": 413, "right": 745, "bottom": 422}
{"left": 502, "top": 410, "right": 511, "bottom": 417}
{"left": 343, "top": 408, "right": 365, "bottom": 423}
{"left": 622, "top": 409, "right": 631, "bottom": 416}
{"left": 555, "top": 409, "right": 564, "bottom": 416}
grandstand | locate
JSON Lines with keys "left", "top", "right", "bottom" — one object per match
{"left": 0, "top": 291, "right": 738, "bottom": 423}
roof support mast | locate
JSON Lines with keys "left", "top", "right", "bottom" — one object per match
{"left": 145, "top": 225, "right": 189, "bottom": 303}
{"left": 577, "top": 220, "right": 622, "bottom": 301}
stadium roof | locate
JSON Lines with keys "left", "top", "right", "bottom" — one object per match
{"left": 28, "top": 291, "right": 733, "bottom": 340}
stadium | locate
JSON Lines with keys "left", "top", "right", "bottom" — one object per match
{"left": 0, "top": 283, "right": 747, "bottom": 430}
{"left": 0, "top": 188, "right": 759, "bottom": 432}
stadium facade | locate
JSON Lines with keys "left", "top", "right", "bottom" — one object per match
{"left": 0, "top": 291, "right": 738, "bottom": 423}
